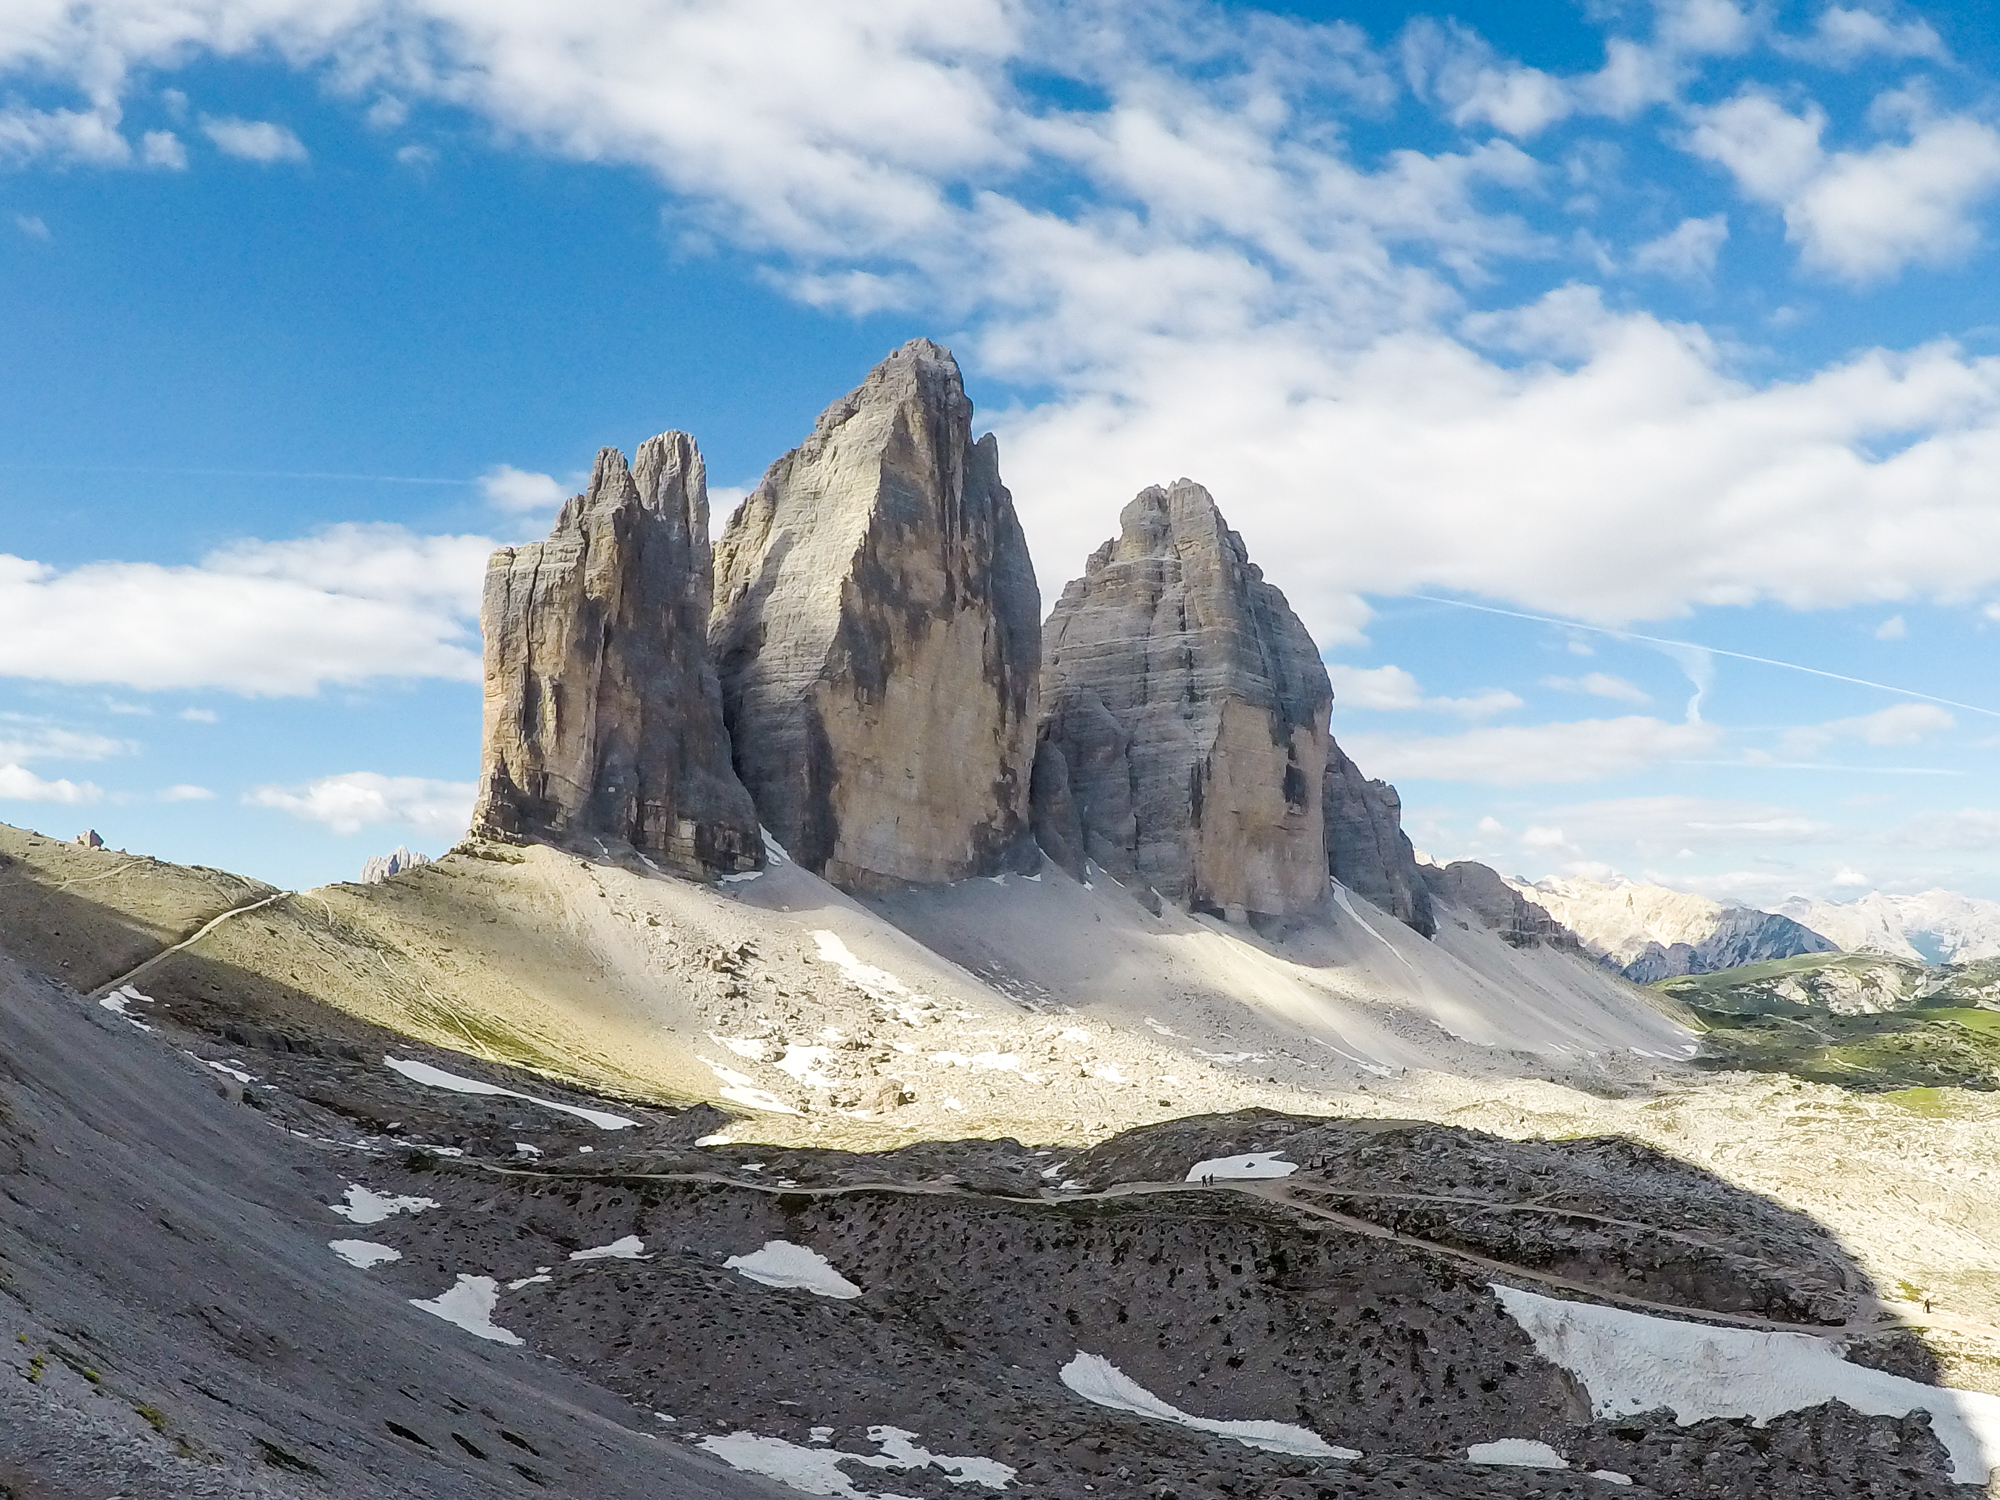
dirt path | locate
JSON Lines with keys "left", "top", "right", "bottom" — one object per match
{"left": 479, "top": 1160, "right": 1899, "bottom": 1340}
{"left": 88, "top": 892, "right": 294, "bottom": 999}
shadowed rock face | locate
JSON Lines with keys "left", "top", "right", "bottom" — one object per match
{"left": 1424, "top": 860, "right": 1579, "bottom": 950}
{"left": 472, "top": 434, "right": 761, "bottom": 878}
{"left": 1036, "top": 480, "right": 1332, "bottom": 920}
{"left": 1324, "top": 741, "right": 1436, "bottom": 937}
{"left": 709, "top": 338, "right": 1041, "bottom": 891}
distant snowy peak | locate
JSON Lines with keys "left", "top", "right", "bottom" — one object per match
{"left": 358, "top": 846, "right": 432, "bottom": 885}
{"left": 1774, "top": 889, "right": 2000, "bottom": 965}
{"left": 1508, "top": 875, "right": 1833, "bottom": 983}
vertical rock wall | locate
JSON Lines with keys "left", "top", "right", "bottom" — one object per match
{"left": 709, "top": 339, "right": 1041, "bottom": 891}
{"left": 1324, "top": 741, "right": 1437, "bottom": 937}
{"left": 1035, "top": 480, "right": 1332, "bottom": 920}
{"left": 472, "top": 434, "right": 762, "bottom": 877}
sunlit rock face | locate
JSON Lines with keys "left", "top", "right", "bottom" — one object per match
{"left": 709, "top": 339, "right": 1041, "bottom": 891}
{"left": 1035, "top": 480, "right": 1332, "bottom": 921}
{"left": 473, "top": 433, "right": 761, "bottom": 877}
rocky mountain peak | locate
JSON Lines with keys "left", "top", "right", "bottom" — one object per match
{"left": 471, "top": 430, "right": 762, "bottom": 877}
{"left": 709, "top": 339, "right": 1041, "bottom": 891}
{"left": 1034, "top": 479, "right": 1332, "bottom": 920}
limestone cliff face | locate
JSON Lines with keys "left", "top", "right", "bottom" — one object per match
{"left": 709, "top": 339, "right": 1041, "bottom": 891}
{"left": 472, "top": 434, "right": 762, "bottom": 877}
{"left": 1035, "top": 480, "right": 1332, "bottom": 920}
{"left": 1422, "top": 861, "right": 1578, "bottom": 950}
{"left": 1323, "top": 742, "right": 1436, "bottom": 937}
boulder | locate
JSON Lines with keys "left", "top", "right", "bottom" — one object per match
{"left": 471, "top": 433, "right": 762, "bottom": 878}
{"left": 1035, "top": 480, "right": 1331, "bottom": 920}
{"left": 1323, "top": 741, "right": 1436, "bottom": 937}
{"left": 709, "top": 339, "right": 1041, "bottom": 890}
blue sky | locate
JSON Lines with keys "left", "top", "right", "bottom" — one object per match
{"left": 5, "top": 0, "right": 2000, "bottom": 904}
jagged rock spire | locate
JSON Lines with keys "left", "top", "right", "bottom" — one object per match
{"left": 472, "top": 432, "right": 761, "bottom": 877}
{"left": 709, "top": 339, "right": 1041, "bottom": 891}
{"left": 1035, "top": 479, "right": 1332, "bottom": 921}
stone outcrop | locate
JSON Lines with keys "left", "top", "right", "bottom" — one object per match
{"left": 1034, "top": 480, "right": 1332, "bottom": 920}
{"left": 358, "top": 846, "right": 431, "bottom": 885}
{"left": 1323, "top": 742, "right": 1436, "bottom": 937}
{"left": 472, "top": 433, "right": 762, "bottom": 877}
{"left": 1422, "top": 860, "right": 1579, "bottom": 950}
{"left": 709, "top": 339, "right": 1041, "bottom": 891}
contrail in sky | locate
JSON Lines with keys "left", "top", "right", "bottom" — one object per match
{"left": 1409, "top": 596, "right": 2000, "bottom": 720}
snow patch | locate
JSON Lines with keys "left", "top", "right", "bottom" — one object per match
{"left": 725, "top": 1240, "right": 862, "bottom": 1299}
{"left": 99, "top": 987, "right": 154, "bottom": 1031}
{"left": 774, "top": 1045, "right": 837, "bottom": 1087}
{"left": 810, "top": 931, "right": 936, "bottom": 1021}
{"left": 761, "top": 828, "right": 790, "bottom": 864}
{"left": 383, "top": 1056, "right": 636, "bottom": 1129}
{"left": 715, "top": 1034, "right": 770, "bottom": 1061}
{"left": 1186, "top": 1152, "right": 1298, "bottom": 1182}
{"left": 204, "top": 1058, "right": 255, "bottom": 1083}
{"left": 1493, "top": 1283, "right": 2000, "bottom": 1484}
{"left": 1467, "top": 1438, "right": 1566, "bottom": 1467}
{"left": 1059, "top": 1352, "right": 1358, "bottom": 1458}
{"left": 330, "top": 1184, "right": 438, "bottom": 1224}
{"left": 700, "top": 1426, "right": 1012, "bottom": 1497}
{"left": 328, "top": 1239, "right": 401, "bottom": 1269}
{"left": 570, "top": 1235, "right": 647, "bottom": 1261}
{"left": 409, "top": 1275, "right": 523, "bottom": 1346}
{"left": 701, "top": 1058, "right": 800, "bottom": 1114}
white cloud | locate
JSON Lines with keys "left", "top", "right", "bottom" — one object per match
{"left": 0, "top": 525, "right": 490, "bottom": 695}
{"left": 1782, "top": 701, "right": 1955, "bottom": 756}
{"left": 1339, "top": 716, "right": 1721, "bottom": 786}
{"left": 1875, "top": 614, "right": 1906, "bottom": 640}
{"left": 479, "top": 464, "right": 567, "bottom": 513}
{"left": 11, "top": 0, "right": 2000, "bottom": 654}
{"left": 1687, "top": 90, "right": 2000, "bottom": 283}
{"left": 0, "top": 722, "right": 126, "bottom": 763}
{"left": 245, "top": 772, "right": 473, "bottom": 837}
{"left": 1328, "top": 664, "right": 1519, "bottom": 719}
{"left": 139, "top": 128, "right": 184, "bottom": 168}
{"left": 1781, "top": 6, "right": 1945, "bottom": 66}
{"left": 200, "top": 116, "right": 307, "bottom": 164}
{"left": 160, "top": 783, "right": 214, "bottom": 801}
{"left": 180, "top": 707, "right": 218, "bottom": 722}
{"left": 1541, "top": 672, "right": 1651, "bottom": 704}
{"left": 0, "top": 765, "right": 100, "bottom": 803}
{"left": 1831, "top": 863, "right": 1869, "bottom": 885}
{"left": 1631, "top": 214, "right": 1727, "bottom": 279}
{"left": 13, "top": 212, "right": 49, "bottom": 239}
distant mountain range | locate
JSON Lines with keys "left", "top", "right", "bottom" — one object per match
{"left": 1500, "top": 874, "right": 2000, "bottom": 983}
{"left": 1772, "top": 889, "right": 2000, "bottom": 965}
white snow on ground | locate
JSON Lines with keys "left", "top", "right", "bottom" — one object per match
{"left": 507, "top": 1272, "right": 552, "bottom": 1290}
{"left": 866, "top": 1427, "right": 1014, "bottom": 1488}
{"left": 1466, "top": 1439, "right": 1566, "bottom": 1467}
{"left": 811, "top": 931, "right": 935, "bottom": 1020}
{"left": 383, "top": 1055, "right": 636, "bottom": 1129}
{"left": 1589, "top": 1473, "right": 1634, "bottom": 1487}
{"left": 700, "top": 1425, "right": 1013, "bottom": 1497}
{"left": 570, "top": 1235, "right": 647, "bottom": 1261}
{"left": 328, "top": 1239, "right": 402, "bottom": 1269}
{"left": 1059, "top": 1352, "right": 1358, "bottom": 1458}
{"left": 329, "top": 1184, "right": 438, "bottom": 1224}
{"left": 701, "top": 1058, "right": 801, "bottom": 1114}
{"left": 1186, "top": 1152, "right": 1298, "bottom": 1182}
{"left": 773, "top": 1045, "right": 837, "bottom": 1086}
{"left": 1493, "top": 1284, "right": 2000, "bottom": 1484}
{"left": 715, "top": 1035, "right": 770, "bottom": 1061}
{"left": 720, "top": 868, "right": 765, "bottom": 883}
{"left": 203, "top": 1058, "right": 255, "bottom": 1084}
{"left": 98, "top": 988, "right": 154, "bottom": 1031}
{"left": 725, "top": 1240, "right": 863, "bottom": 1298}
{"left": 514, "top": 1142, "right": 541, "bottom": 1157}
{"left": 409, "top": 1275, "right": 524, "bottom": 1346}
{"left": 761, "top": 828, "right": 790, "bottom": 863}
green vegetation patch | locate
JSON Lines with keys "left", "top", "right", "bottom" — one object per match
{"left": 1691, "top": 1003, "right": 2000, "bottom": 1093}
